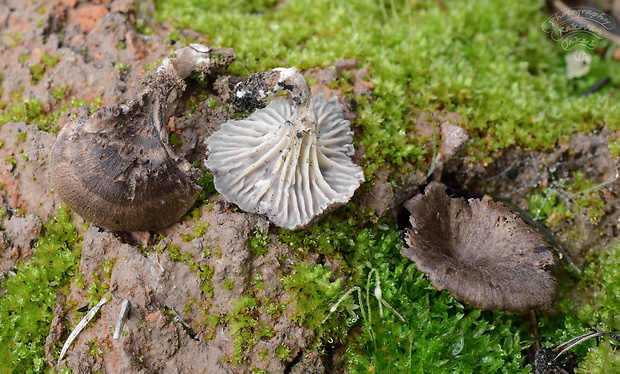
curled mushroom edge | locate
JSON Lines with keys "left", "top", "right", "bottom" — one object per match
{"left": 205, "top": 67, "right": 365, "bottom": 230}
{"left": 50, "top": 44, "right": 236, "bottom": 232}
{"left": 402, "top": 182, "right": 559, "bottom": 314}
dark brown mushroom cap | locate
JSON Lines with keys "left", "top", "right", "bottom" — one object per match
{"left": 50, "top": 44, "right": 234, "bottom": 231}
{"left": 50, "top": 89, "right": 202, "bottom": 231}
{"left": 402, "top": 182, "right": 558, "bottom": 314}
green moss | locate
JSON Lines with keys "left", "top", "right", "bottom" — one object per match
{"left": 16, "top": 131, "right": 27, "bottom": 142}
{"left": 41, "top": 53, "right": 59, "bottom": 68}
{"left": 168, "top": 132, "right": 182, "bottom": 147}
{"left": 578, "top": 240, "right": 620, "bottom": 332}
{"left": 535, "top": 238, "right": 620, "bottom": 372}
{"left": 527, "top": 170, "right": 608, "bottom": 226}
{"left": 344, "top": 225, "right": 530, "bottom": 373}
{"left": 143, "top": 62, "right": 157, "bottom": 71}
{"left": 187, "top": 165, "right": 218, "bottom": 209}
{"left": 115, "top": 62, "right": 129, "bottom": 74}
{"left": 9, "top": 32, "right": 23, "bottom": 48}
{"left": 277, "top": 203, "right": 364, "bottom": 257}
{"left": 0, "top": 95, "right": 102, "bottom": 132}
{"left": 264, "top": 299, "right": 285, "bottom": 320}
{"left": 282, "top": 264, "right": 348, "bottom": 334}
{"left": 225, "top": 296, "right": 260, "bottom": 365}
{"left": 0, "top": 207, "right": 81, "bottom": 373}
{"left": 575, "top": 339, "right": 620, "bottom": 374}
{"left": 275, "top": 344, "right": 292, "bottom": 360}
{"left": 29, "top": 53, "right": 59, "bottom": 85}
{"left": 248, "top": 229, "right": 270, "bottom": 256}
{"left": 51, "top": 85, "right": 68, "bottom": 101}
{"left": 166, "top": 243, "right": 192, "bottom": 262}
{"left": 527, "top": 187, "right": 573, "bottom": 227}
{"left": 197, "top": 263, "right": 215, "bottom": 294}
{"left": 567, "top": 170, "right": 607, "bottom": 224}
{"left": 222, "top": 278, "right": 235, "bottom": 290}
{"left": 84, "top": 259, "right": 115, "bottom": 305}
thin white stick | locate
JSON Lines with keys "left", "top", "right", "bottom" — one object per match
{"left": 58, "top": 294, "right": 109, "bottom": 363}
{"left": 113, "top": 299, "right": 130, "bottom": 340}
{"left": 171, "top": 306, "right": 190, "bottom": 329}
{"left": 154, "top": 252, "right": 165, "bottom": 271}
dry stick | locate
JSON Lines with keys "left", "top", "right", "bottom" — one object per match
{"left": 426, "top": 114, "right": 439, "bottom": 178}
{"left": 170, "top": 306, "right": 191, "bottom": 329}
{"left": 434, "top": 0, "right": 446, "bottom": 12}
{"left": 113, "top": 299, "right": 130, "bottom": 340}
{"left": 58, "top": 294, "right": 109, "bottom": 363}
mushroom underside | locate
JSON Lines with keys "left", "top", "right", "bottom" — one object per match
{"left": 205, "top": 94, "right": 364, "bottom": 230}
{"left": 402, "top": 182, "right": 558, "bottom": 314}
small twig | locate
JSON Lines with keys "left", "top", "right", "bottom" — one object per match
{"left": 426, "top": 114, "right": 439, "bottom": 178}
{"left": 582, "top": 77, "right": 611, "bottom": 96}
{"left": 113, "top": 299, "right": 130, "bottom": 340}
{"left": 154, "top": 252, "right": 165, "bottom": 272}
{"left": 380, "top": 299, "right": 406, "bottom": 323}
{"left": 434, "top": 0, "right": 446, "bottom": 12}
{"left": 170, "top": 306, "right": 191, "bottom": 329}
{"left": 58, "top": 294, "right": 109, "bottom": 363}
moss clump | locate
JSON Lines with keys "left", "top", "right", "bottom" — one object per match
{"left": 575, "top": 339, "right": 620, "bottom": 374}
{"left": 527, "top": 187, "right": 573, "bottom": 227}
{"left": 278, "top": 213, "right": 530, "bottom": 372}
{"left": 188, "top": 166, "right": 217, "bottom": 209}
{"left": 338, "top": 225, "right": 530, "bottom": 373}
{"left": 282, "top": 264, "right": 351, "bottom": 335}
{"left": 248, "top": 229, "right": 270, "bottom": 256}
{"left": 277, "top": 203, "right": 365, "bottom": 257}
{"left": 0, "top": 207, "right": 82, "bottom": 373}
{"left": 527, "top": 170, "right": 608, "bottom": 226}
{"left": 29, "top": 53, "right": 59, "bottom": 85}
{"left": 577, "top": 240, "right": 620, "bottom": 333}
{"left": 166, "top": 243, "right": 192, "bottom": 262}
{"left": 536, "top": 238, "right": 620, "bottom": 372}
{"left": 225, "top": 296, "right": 260, "bottom": 365}
{"left": 0, "top": 96, "right": 102, "bottom": 132}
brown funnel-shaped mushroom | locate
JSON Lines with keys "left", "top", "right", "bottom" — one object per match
{"left": 50, "top": 44, "right": 235, "bottom": 231}
{"left": 402, "top": 182, "right": 558, "bottom": 314}
{"left": 205, "top": 67, "right": 364, "bottom": 230}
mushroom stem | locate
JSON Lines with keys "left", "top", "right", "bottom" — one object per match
{"left": 234, "top": 67, "right": 318, "bottom": 132}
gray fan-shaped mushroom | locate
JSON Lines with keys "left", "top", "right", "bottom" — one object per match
{"left": 205, "top": 67, "right": 364, "bottom": 230}
{"left": 402, "top": 182, "right": 558, "bottom": 314}
{"left": 50, "top": 44, "right": 235, "bottom": 231}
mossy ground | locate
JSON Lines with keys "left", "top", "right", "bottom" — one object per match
{"left": 150, "top": 0, "right": 620, "bottom": 371}
{"left": 2, "top": 0, "right": 620, "bottom": 372}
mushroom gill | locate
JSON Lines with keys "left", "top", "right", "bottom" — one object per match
{"left": 402, "top": 182, "right": 558, "bottom": 314}
{"left": 205, "top": 67, "right": 365, "bottom": 230}
{"left": 50, "top": 44, "right": 235, "bottom": 231}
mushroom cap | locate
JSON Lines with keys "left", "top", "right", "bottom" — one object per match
{"left": 50, "top": 44, "right": 234, "bottom": 231}
{"left": 402, "top": 182, "right": 558, "bottom": 314}
{"left": 50, "top": 91, "right": 202, "bottom": 232}
{"left": 205, "top": 93, "right": 364, "bottom": 230}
